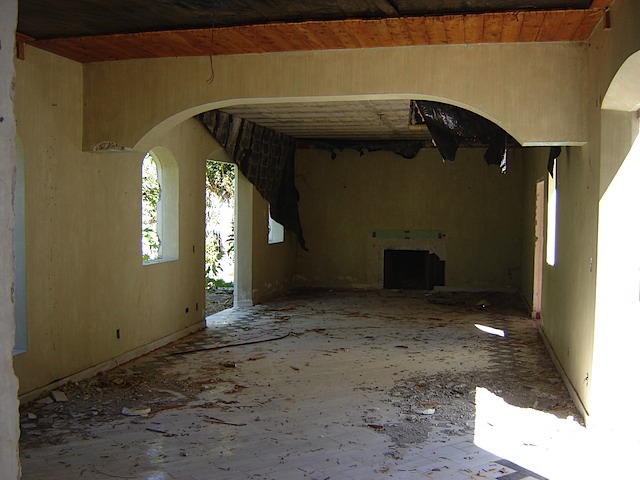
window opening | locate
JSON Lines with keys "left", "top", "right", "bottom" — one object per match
{"left": 268, "top": 206, "right": 284, "bottom": 244}
{"left": 141, "top": 152, "right": 161, "bottom": 261}
{"left": 141, "top": 148, "right": 178, "bottom": 264}
{"left": 546, "top": 160, "right": 557, "bottom": 266}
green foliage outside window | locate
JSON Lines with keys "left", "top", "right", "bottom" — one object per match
{"left": 205, "top": 161, "right": 235, "bottom": 290}
{"left": 142, "top": 153, "right": 161, "bottom": 262}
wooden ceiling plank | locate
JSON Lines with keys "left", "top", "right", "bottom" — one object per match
{"left": 590, "top": 0, "right": 613, "bottom": 8}
{"left": 553, "top": 10, "right": 586, "bottom": 42}
{"left": 361, "top": 18, "right": 396, "bottom": 48}
{"left": 443, "top": 15, "right": 465, "bottom": 44}
{"left": 401, "top": 16, "right": 429, "bottom": 45}
{"left": 217, "top": 26, "right": 269, "bottom": 54}
{"left": 29, "top": 7, "right": 605, "bottom": 63}
{"left": 482, "top": 13, "right": 503, "bottom": 43}
{"left": 305, "top": 22, "right": 350, "bottom": 50}
{"left": 152, "top": 30, "right": 201, "bottom": 57}
{"left": 384, "top": 18, "right": 414, "bottom": 46}
{"left": 500, "top": 11, "right": 525, "bottom": 43}
{"left": 245, "top": 24, "right": 291, "bottom": 53}
{"left": 536, "top": 10, "right": 566, "bottom": 41}
{"left": 424, "top": 16, "right": 448, "bottom": 45}
{"left": 518, "top": 11, "right": 545, "bottom": 42}
{"left": 254, "top": 23, "right": 309, "bottom": 52}
{"left": 336, "top": 20, "right": 370, "bottom": 48}
{"left": 323, "top": 19, "right": 364, "bottom": 49}
{"left": 463, "top": 14, "right": 484, "bottom": 44}
{"left": 572, "top": 9, "right": 603, "bottom": 41}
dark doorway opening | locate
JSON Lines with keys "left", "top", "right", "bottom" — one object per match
{"left": 384, "top": 250, "right": 445, "bottom": 290}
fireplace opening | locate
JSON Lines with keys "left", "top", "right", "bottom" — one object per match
{"left": 383, "top": 250, "right": 445, "bottom": 290}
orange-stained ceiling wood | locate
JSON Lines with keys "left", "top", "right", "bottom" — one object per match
{"left": 22, "top": 7, "right": 608, "bottom": 64}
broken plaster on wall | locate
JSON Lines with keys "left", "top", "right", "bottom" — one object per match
{"left": 92, "top": 141, "right": 132, "bottom": 152}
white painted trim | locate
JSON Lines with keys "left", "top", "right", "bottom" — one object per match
{"left": 536, "top": 322, "right": 590, "bottom": 425}
{"left": 18, "top": 320, "right": 205, "bottom": 404}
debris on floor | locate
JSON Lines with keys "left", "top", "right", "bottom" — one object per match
{"left": 19, "top": 290, "right": 586, "bottom": 480}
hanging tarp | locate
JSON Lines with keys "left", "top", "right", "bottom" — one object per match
{"left": 411, "top": 100, "right": 513, "bottom": 173}
{"left": 301, "top": 139, "right": 428, "bottom": 160}
{"left": 548, "top": 146, "right": 561, "bottom": 177}
{"left": 199, "top": 110, "right": 307, "bottom": 251}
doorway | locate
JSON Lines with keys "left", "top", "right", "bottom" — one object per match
{"left": 532, "top": 179, "right": 545, "bottom": 319}
{"left": 205, "top": 160, "right": 235, "bottom": 316}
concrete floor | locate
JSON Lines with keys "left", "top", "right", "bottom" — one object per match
{"left": 20, "top": 290, "right": 607, "bottom": 479}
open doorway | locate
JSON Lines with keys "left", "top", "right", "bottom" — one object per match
{"left": 205, "top": 160, "right": 236, "bottom": 317}
{"left": 532, "top": 179, "right": 545, "bottom": 319}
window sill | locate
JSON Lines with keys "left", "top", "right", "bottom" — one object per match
{"left": 143, "top": 256, "right": 178, "bottom": 266}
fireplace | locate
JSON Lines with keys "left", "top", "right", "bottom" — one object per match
{"left": 366, "top": 230, "right": 447, "bottom": 290}
{"left": 383, "top": 250, "right": 445, "bottom": 290}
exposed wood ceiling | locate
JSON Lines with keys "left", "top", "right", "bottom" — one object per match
{"left": 18, "top": 0, "right": 611, "bottom": 63}
{"left": 16, "top": 0, "right": 612, "bottom": 144}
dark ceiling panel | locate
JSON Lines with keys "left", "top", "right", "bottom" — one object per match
{"left": 18, "top": 0, "right": 398, "bottom": 39}
{"left": 18, "top": 0, "right": 595, "bottom": 40}
{"left": 395, "top": 0, "right": 592, "bottom": 15}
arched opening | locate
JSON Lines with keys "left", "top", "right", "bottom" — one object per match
{"left": 132, "top": 95, "right": 530, "bottom": 308}
{"left": 141, "top": 147, "right": 179, "bottom": 264}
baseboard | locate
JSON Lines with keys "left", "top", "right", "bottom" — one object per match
{"left": 536, "top": 322, "right": 590, "bottom": 424}
{"left": 432, "top": 286, "right": 518, "bottom": 294}
{"left": 19, "top": 320, "right": 206, "bottom": 404}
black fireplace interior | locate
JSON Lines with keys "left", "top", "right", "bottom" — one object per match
{"left": 384, "top": 250, "right": 445, "bottom": 290}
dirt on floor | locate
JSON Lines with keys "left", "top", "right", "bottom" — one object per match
{"left": 205, "top": 288, "right": 233, "bottom": 317}
{"left": 19, "top": 290, "right": 580, "bottom": 456}
{"left": 20, "top": 289, "right": 591, "bottom": 479}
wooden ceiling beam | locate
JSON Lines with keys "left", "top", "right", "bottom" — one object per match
{"left": 24, "top": 9, "right": 605, "bottom": 64}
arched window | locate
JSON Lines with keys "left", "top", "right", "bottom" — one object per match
{"left": 141, "top": 147, "right": 179, "bottom": 264}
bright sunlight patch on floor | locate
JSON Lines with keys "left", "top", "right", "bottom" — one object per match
{"left": 474, "top": 387, "right": 638, "bottom": 479}
{"left": 474, "top": 324, "right": 505, "bottom": 337}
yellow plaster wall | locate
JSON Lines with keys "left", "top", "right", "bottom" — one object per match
{"left": 82, "top": 42, "right": 588, "bottom": 151}
{"left": 1, "top": 0, "right": 21, "bottom": 475}
{"left": 295, "top": 148, "right": 523, "bottom": 290}
{"left": 588, "top": 0, "right": 640, "bottom": 429}
{"left": 517, "top": 148, "right": 537, "bottom": 313}
{"left": 521, "top": 144, "right": 597, "bottom": 414}
{"left": 250, "top": 192, "right": 297, "bottom": 304}
{"left": 524, "top": 0, "right": 640, "bottom": 422}
{"left": 13, "top": 47, "right": 217, "bottom": 395}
